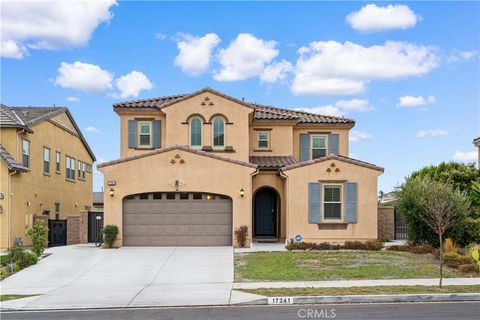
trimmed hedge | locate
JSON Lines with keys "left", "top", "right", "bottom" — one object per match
{"left": 285, "top": 240, "right": 383, "bottom": 251}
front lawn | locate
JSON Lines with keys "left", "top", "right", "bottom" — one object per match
{"left": 0, "top": 294, "right": 39, "bottom": 302}
{"left": 235, "top": 251, "right": 470, "bottom": 282}
{"left": 239, "top": 285, "right": 480, "bottom": 297}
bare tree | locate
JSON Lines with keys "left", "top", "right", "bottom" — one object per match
{"left": 413, "top": 176, "right": 470, "bottom": 287}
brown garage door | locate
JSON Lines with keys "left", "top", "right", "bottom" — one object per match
{"left": 123, "top": 192, "right": 232, "bottom": 246}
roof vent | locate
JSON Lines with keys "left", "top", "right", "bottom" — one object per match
{"left": 22, "top": 111, "right": 29, "bottom": 115}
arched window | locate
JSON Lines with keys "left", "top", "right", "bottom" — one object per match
{"left": 212, "top": 117, "right": 225, "bottom": 148}
{"left": 190, "top": 117, "right": 202, "bottom": 147}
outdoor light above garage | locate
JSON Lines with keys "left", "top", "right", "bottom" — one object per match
{"left": 109, "top": 188, "right": 114, "bottom": 197}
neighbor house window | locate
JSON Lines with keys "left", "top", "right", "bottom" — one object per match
{"left": 257, "top": 132, "right": 270, "bottom": 149}
{"left": 43, "top": 147, "right": 50, "bottom": 174}
{"left": 190, "top": 117, "right": 202, "bottom": 147}
{"left": 78, "top": 161, "right": 86, "bottom": 180}
{"left": 138, "top": 122, "right": 152, "bottom": 147}
{"left": 311, "top": 135, "right": 327, "bottom": 159}
{"left": 66, "top": 156, "right": 76, "bottom": 180}
{"left": 212, "top": 118, "right": 225, "bottom": 148}
{"left": 56, "top": 151, "right": 61, "bottom": 173}
{"left": 323, "top": 185, "right": 342, "bottom": 220}
{"left": 55, "top": 203, "right": 60, "bottom": 220}
{"left": 22, "top": 139, "right": 30, "bottom": 168}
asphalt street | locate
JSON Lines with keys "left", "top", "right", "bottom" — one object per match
{"left": 1, "top": 301, "right": 479, "bottom": 320}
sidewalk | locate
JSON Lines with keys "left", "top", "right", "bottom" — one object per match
{"left": 233, "top": 277, "right": 480, "bottom": 289}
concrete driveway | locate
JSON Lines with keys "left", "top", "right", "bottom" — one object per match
{"left": 0, "top": 244, "right": 249, "bottom": 309}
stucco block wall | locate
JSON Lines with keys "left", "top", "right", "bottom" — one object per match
{"left": 377, "top": 206, "right": 395, "bottom": 241}
{"left": 283, "top": 159, "right": 381, "bottom": 242}
{"left": 99, "top": 148, "right": 256, "bottom": 247}
{"left": 67, "top": 216, "right": 80, "bottom": 245}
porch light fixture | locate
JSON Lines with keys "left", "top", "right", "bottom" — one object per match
{"left": 240, "top": 188, "right": 245, "bottom": 197}
{"left": 109, "top": 188, "right": 115, "bottom": 197}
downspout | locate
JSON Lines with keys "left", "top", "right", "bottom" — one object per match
{"left": 278, "top": 169, "right": 289, "bottom": 244}
{"left": 8, "top": 170, "right": 17, "bottom": 249}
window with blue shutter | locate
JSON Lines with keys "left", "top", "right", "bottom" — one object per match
{"left": 346, "top": 182, "right": 358, "bottom": 223}
{"left": 308, "top": 182, "right": 321, "bottom": 223}
{"left": 128, "top": 120, "right": 137, "bottom": 148}
{"left": 329, "top": 134, "right": 339, "bottom": 155}
{"left": 152, "top": 120, "right": 161, "bottom": 148}
{"left": 300, "top": 133, "right": 310, "bottom": 162}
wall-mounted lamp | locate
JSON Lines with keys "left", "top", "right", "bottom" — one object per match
{"left": 240, "top": 188, "right": 245, "bottom": 197}
{"left": 109, "top": 188, "right": 115, "bottom": 197}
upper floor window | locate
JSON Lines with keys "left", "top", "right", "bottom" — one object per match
{"left": 311, "top": 135, "right": 327, "bottom": 160}
{"left": 257, "top": 132, "right": 270, "bottom": 149}
{"left": 212, "top": 118, "right": 225, "bottom": 148}
{"left": 190, "top": 117, "right": 202, "bottom": 147}
{"left": 22, "top": 139, "right": 30, "bottom": 168}
{"left": 78, "top": 161, "right": 86, "bottom": 180}
{"left": 43, "top": 147, "right": 50, "bottom": 174}
{"left": 66, "top": 156, "right": 76, "bottom": 180}
{"left": 138, "top": 122, "right": 151, "bottom": 147}
{"left": 56, "top": 151, "right": 61, "bottom": 173}
{"left": 323, "top": 184, "right": 342, "bottom": 221}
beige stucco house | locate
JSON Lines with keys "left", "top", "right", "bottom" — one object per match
{"left": 98, "top": 88, "right": 383, "bottom": 247}
{"left": 0, "top": 105, "right": 96, "bottom": 250}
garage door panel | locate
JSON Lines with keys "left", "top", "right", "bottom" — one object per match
{"left": 123, "top": 193, "right": 232, "bottom": 246}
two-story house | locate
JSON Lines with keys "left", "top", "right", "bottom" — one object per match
{"left": 98, "top": 88, "right": 383, "bottom": 247}
{"left": 0, "top": 105, "right": 96, "bottom": 250}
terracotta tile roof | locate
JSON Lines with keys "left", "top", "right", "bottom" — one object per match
{"left": 0, "top": 144, "right": 28, "bottom": 172}
{"left": 97, "top": 145, "right": 258, "bottom": 169}
{"left": 249, "top": 156, "right": 297, "bottom": 169}
{"left": 281, "top": 154, "right": 384, "bottom": 172}
{"left": 0, "top": 104, "right": 31, "bottom": 132}
{"left": 112, "top": 87, "right": 355, "bottom": 125}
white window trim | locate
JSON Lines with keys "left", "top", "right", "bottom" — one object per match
{"left": 212, "top": 117, "right": 225, "bottom": 149}
{"left": 189, "top": 117, "right": 202, "bottom": 148}
{"left": 43, "top": 147, "right": 50, "bottom": 174}
{"left": 257, "top": 131, "right": 270, "bottom": 149}
{"left": 22, "top": 139, "right": 30, "bottom": 168}
{"left": 322, "top": 183, "right": 343, "bottom": 221}
{"left": 311, "top": 134, "right": 328, "bottom": 160}
{"left": 138, "top": 121, "right": 152, "bottom": 147}
{"left": 56, "top": 151, "right": 61, "bottom": 173}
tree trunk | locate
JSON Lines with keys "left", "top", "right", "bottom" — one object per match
{"left": 439, "top": 233, "right": 443, "bottom": 288}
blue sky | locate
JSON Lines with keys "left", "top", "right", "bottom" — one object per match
{"left": 1, "top": 1, "right": 479, "bottom": 192}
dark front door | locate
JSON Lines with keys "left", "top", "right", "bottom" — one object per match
{"left": 48, "top": 219, "right": 67, "bottom": 247}
{"left": 255, "top": 188, "right": 277, "bottom": 236}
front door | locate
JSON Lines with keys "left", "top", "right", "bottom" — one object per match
{"left": 255, "top": 188, "right": 277, "bottom": 236}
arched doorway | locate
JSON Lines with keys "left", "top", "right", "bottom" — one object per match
{"left": 254, "top": 188, "right": 278, "bottom": 237}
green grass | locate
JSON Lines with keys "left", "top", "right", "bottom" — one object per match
{"left": 0, "top": 294, "right": 39, "bottom": 302}
{"left": 240, "top": 285, "right": 480, "bottom": 297}
{"left": 235, "top": 251, "right": 470, "bottom": 282}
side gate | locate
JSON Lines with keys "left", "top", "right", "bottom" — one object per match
{"left": 48, "top": 219, "right": 67, "bottom": 247}
{"left": 88, "top": 212, "right": 104, "bottom": 243}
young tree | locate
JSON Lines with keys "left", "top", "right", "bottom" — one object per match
{"left": 407, "top": 176, "right": 470, "bottom": 287}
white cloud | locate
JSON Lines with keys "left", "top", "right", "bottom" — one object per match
{"left": 452, "top": 151, "right": 477, "bottom": 163}
{"left": 260, "top": 60, "right": 293, "bottom": 83}
{"left": 296, "top": 99, "right": 371, "bottom": 117}
{"left": 1, "top": 40, "right": 28, "bottom": 59}
{"left": 174, "top": 33, "right": 221, "bottom": 76}
{"left": 292, "top": 41, "right": 438, "bottom": 96}
{"left": 55, "top": 61, "right": 113, "bottom": 93}
{"left": 215, "top": 33, "right": 279, "bottom": 81}
{"left": 1, "top": 0, "right": 116, "bottom": 58}
{"left": 66, "top": 96, "right": 80, "bottom": 102}
{"left": 398, "top": 95, "right": 435, "bottom": 107}
{"left": 350, "top": 130, "right": 373, "bottom": 142}
{"left": 115, "top": 71, "right": 153, "bottom": 98}
{"left": 346, "top": 4, "right": 420, "bottom": 32}
{"left": 85, "top": 126, "right": 101, "bottom": 134}
{"left": 415, "top": 129, "right": 448, "bottom": 138}
{"left": 446, "top": 49, "right": 478, "bottom": 63}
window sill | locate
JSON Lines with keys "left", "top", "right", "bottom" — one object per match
{"left": 317, "top": 222, "right": 348, "bottom": 230}
{"left": 78, "top": 178, "right": 86, "bottom": 181}
{"left": 135, "top": 147, "right": 155, "bottom": 150}
{"left": 55, "top": 171, "right": 61, "bottom": 175}
{"left": 43, "top": 172, "right": 50, "bottom": 176}
{"left": 254, "top": 149, "right": 272, "bottom": 152}
{"left": 65, "top": 178, "right": 76, "bottom": 183}
{"left": 202, "top": 146, "right": 235, "bottom": 153}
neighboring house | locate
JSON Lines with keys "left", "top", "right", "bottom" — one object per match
{"left": 474, "top": 137, "right": 480, "bottom": 169}
{"left": 378, "top": 191, "right": 397, "bottom": 205}
{"left": 98, "top": 88, "right": 383, "bottom": 247}
{"left": 93, "top": 191, "right": 104, "bottom": 212}
{"left": 0, "top": 105, "right": 96, "bottom": 250}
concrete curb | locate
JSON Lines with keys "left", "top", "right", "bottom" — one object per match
{"left": 235, "top": 293, "right": 480, "bottom": 305}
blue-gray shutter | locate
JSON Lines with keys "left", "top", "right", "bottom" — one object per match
{"left": 128, "top": 120, "right": 137, "bottom": 148}
{"left": 300, "top": 133, "right": 310, "bottom": 162}
{"left": 308, "top": 182, "right": 321, "bottom": 223}
{"left": 152, "top": 120, "right": 161, "bottom": 148}
{"left": 346, "top": 182, "right": 358, "bottom": 223}
{"left": 329, "top": 134, "right": 339, "bottom": 155}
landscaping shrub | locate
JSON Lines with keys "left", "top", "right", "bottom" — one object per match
{"left": 443, "top": 238, "right": 457, "bottom": 253}
{"left": 443, "top": 252, "right": 472, "bottom": 268}
{"left": 387, "top": 244, "right": 435, "bottom": 254}
{"left": 458, "top": 264, "right": 478, "bottom": 274}
{"left": 462, "top": 217, "right": 480, "bottom": 245}
{"left": 0, "top": 267, "right": 8, "bottom": 280}
{"left": 365, "top": 240, "right": 383, "bottom": 251}
{"left": 286, "top": 240, "right": 381, "bottom": 251}
{"left": 8, "top": 247, "right": 24, "bottom": 262}
{"left": 379, "top": 235, "right": 391, "bottom": 243}
{"left": 17, "top": 251, "right": 38, "bottom": 269}
{"left": 342, "top": 241, "right": 366, "bottom": 250}
{"left": 27, "top": 220, "right": 49, "bottom": 257}
{"left": 103, "top": 225, "right": 119, "bottom": 248}
{"left": 234, "top": 225, "right": 249, "bottom": 248}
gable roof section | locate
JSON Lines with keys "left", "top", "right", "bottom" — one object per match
{"left": 250, "top": 156, "right": 297, "bottom": 169}
{"left": 0, "top": 104, "right": 32, "bottom": 132}
{"left": 0, "top": 144, "right": 28, "bottom": 172}
{"left": 97, "top": 145, "right": 258, "bottom": 169}
{"left": 281, "top": 154, "right": 384, "bottom": 172}
{"left": 113, "top": 87, "right": 355, "bottom": 125}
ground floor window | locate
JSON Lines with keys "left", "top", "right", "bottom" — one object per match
{"left": 323, "top": 184, "right": 342, "bottom": 220}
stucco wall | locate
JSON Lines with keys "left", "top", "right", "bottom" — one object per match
{"left": 249, "top": 124, "right": 294, "bottom": 157}
{"left": 283, "top": 159, "right": 381, "bottom": 242}
{"left": 99, "top": 148, "right": 257, "bottom": 247}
